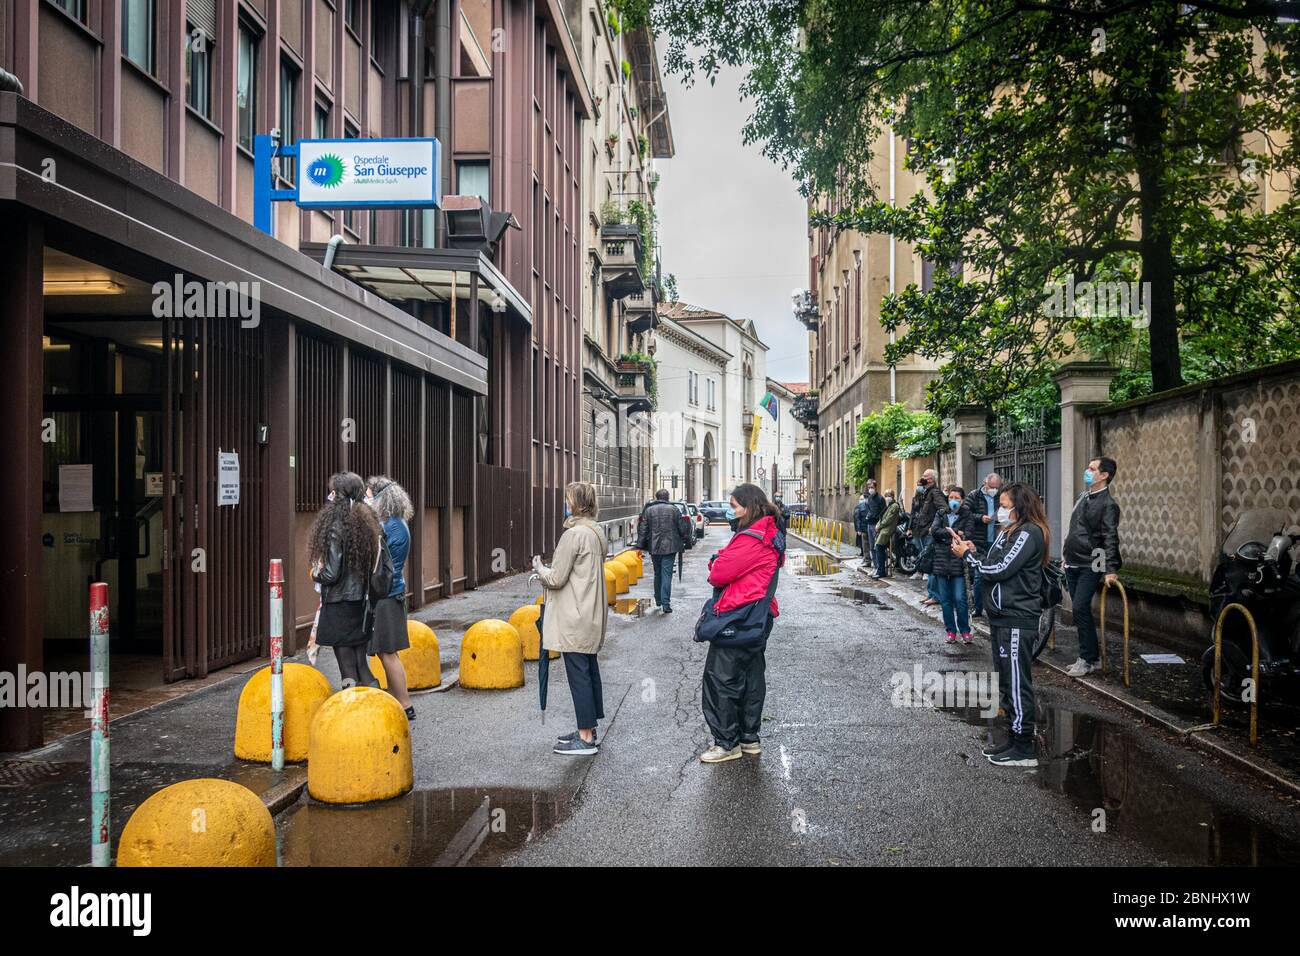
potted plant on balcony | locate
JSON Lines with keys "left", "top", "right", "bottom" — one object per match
{"left": 599, "top": 200, "right": 625, "bottom": 226}
{"left": 605, "top": 132, "right": 619, "bottom": 158}
{"left": 616, "top": 351, "right": 658, "bottom": 410}
{"left": 621, "top": 59, "right": 632, "bottom": 81}
{"left": 607, "top": 7, "right": 620, "bottom": 38}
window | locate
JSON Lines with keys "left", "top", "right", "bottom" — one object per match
{"left": 237, "top": 25, "right": 260, "bottom": 152}
{"left": 51, "top": 0, "right": 87, "bottom": 24}
{"left": 185, "top": 22, "right": 213, "bottom": 119}
{"left": 456, "top": 162, "right": 490, "bottom": 202}
{"left": 314, "top": 101, "right": 331, "bottom": 139}
{"left": 344, "top": 121, "right": 359, "bottom": 232}
{"left": 370, "top": 0, "right": 392, "bottom": 70}
{"left": 344, "top": 0, "right": 361, "bottom": 34}
{"left": 123, "top": 0, "right": 156, "bottom": 74}
{"left": 688, "top": 370, "right": 698, "bottom": 405}
{"left": 278, "top": 60, "right": 300, "bottom": 183}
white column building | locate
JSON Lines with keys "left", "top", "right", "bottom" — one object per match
{"left": 650, "top": 313, "right": 730, "bottom": 501}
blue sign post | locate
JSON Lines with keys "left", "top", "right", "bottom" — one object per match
{"left": 253, "top": 134, "right": 442, "bottom": 236}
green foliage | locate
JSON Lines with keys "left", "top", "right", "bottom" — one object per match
{"left": 662, "top": 272, "right": 679, "bottom": 301}
{"left": 607, "top": 7, "right": 620, "bottom": 35}
{"left": 654, "top": 0, "right": 1300, "bottom": 410}
{"left": 845, "top": 403, "right": 941, "bottom": 486}
{"left": 621, "top": 59, "right": 632, "bottom": 80}
{"left": 627, "top": 198, "right": 657, "bottom": 276}
{"left": 638, "top": 132, "right": 650, "bottom": 159}
{"left": 600, "top": 199, "right": 626, "bottom": 225}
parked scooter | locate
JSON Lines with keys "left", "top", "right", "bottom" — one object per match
{"left": 1201, "top": 508, "right": 1300, "bottom": 704}
{"left": 891, "top": 512, "right": 920, "bottom": 576}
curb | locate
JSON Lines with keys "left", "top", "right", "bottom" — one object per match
{"left": 789, "top": 531, "right": 1300, "bottom": 799}
{"left": 261, "top": 767, "right": 309, "bottom": 815}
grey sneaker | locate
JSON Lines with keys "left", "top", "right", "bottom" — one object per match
{"left": 1065, "top": 658, "right": 1095, "bottom": 677}
{"left": 739, "top": 740, "right": 761, "bottom": 755}
{"left": 987, "top": 740, "right": 1038, "bottom": 767}
{"left": 556, "top": 729, "right": 597, "bottom": 745}
{"left": 553, "top": 735, "right": 599, "bottom": 756}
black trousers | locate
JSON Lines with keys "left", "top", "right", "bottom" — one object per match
{"left": 562, "top": 652, "right": 605, "bottom": 730}
{"left": 701, "top": 639, "right": 768, "bottom": 750}
{"left": 992, "top": 624, "right": 1034, "bottom": 739}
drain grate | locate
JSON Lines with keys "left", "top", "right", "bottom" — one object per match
{"left": 0, "top": 760, "right": 68, "bottom": 789}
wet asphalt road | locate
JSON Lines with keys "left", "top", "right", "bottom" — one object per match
{"left": 388, "top": 533, "right": 1300, "bottom": 867}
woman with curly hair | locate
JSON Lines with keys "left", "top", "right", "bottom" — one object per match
{"left": 365, "top": 475, "right": 416, "bottom": 720}
{"left": 309, "top": 471, "right": 382, "bottom": 689}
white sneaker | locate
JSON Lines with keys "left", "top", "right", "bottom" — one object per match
{"left": 1065, "top": 658, "right": 1095, "bottom": 677}
{"left": 699, "top": 744, "right": 742, "bottom": 764}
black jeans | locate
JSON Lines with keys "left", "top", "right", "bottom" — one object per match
{"left": 562, "top": 652, "right": 604, "bottom": 730}
{"left": 1065, "top": 566, "right": 1102, "bottom": 664}
{"left": 651, "top": 553, "right": 676, "bottom": 608}
{"left": 702, "top": 633, "right": 769, "bottom": 750}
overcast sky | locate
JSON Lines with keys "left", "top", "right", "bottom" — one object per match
{"left": 654, "top": 59, "right": 810, "bottom": 385}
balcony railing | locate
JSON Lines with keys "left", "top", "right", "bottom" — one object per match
{"left": 791, "top": 390, "right": 820, "bottom": 429}
{"left": 623, "top": 286, "right": 657, "bottom": 335}
{"left": 614, "top": 358, "right": 654, "bottom": 413}
{"left": 600, "top": 223, "right": 645, "bottom": 300}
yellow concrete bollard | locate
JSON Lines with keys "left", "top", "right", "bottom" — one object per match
{"left": 535, "top": 594, "right": 545, "bottom": 605}
{"left": 234, "top": 662, "right": 333, "bottom": 763}
{"left": 368, "top": 620, "right": 442, "bottom": 690}
{"left": 307, "top": 687, "right": 414, "bottom": 804}
{"left": 117, "top": 778, "right": 276, "bottom": 866}
{"left": 606, "top": 560, "right": 630, "bottom": 594}
{"left": 615, "top": 550, "right": 640, "bottom": 582}
{"left": 459, "top": 618, "right": 525, "bottom": 689}
{"left": 603, "top": 566, "right": 618, "bottom": 606}
{"left": 509, "top": 603, "right": 558, "bottom": 661}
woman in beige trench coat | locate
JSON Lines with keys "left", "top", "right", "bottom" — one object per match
{"left": 533, "top": 481, "right": 609, "bottom": 756}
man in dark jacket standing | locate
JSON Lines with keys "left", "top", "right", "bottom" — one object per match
{"left": 860, "top": 480, "right": 885, "bottom": 570}
{"left": 1062, "top": 456, "right": 1122, "bottom": 677}
{"left": 638, "top": 489, "right": 690, "bottom": 614}
{"left": 963, "top": 472, "right": 1002, "bottom": 618}
{"left": 909, "top": 469, "right": 948, "bottom": 603}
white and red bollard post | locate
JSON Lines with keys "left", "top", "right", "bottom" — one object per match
{"left": 268, "top": 559, "right": 285, "bottom": 772}
{"left": 89, "top": 581, "right": 110, "bottom": 867}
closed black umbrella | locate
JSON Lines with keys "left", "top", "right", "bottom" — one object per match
{"left": 536, "top": 598, "right": 550, "bottom": 718}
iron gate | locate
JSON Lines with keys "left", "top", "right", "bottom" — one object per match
{"left": 989, "top": 414, "right": 1049, "bottom": 499}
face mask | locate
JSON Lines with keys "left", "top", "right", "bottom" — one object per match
{"left": 949, "top": 499, "right": 960, "bottom": 511}
{"left": 1083, "top": 468, "right": 1095, "bottom": 487}
{"left": 563, "top": 507, "right": 572, "bottom": 518}
{"left": 996, "top": 506, "right": 1012, "bottom": 525}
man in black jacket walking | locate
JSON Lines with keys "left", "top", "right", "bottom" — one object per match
{"left": 638, "top": 489, "right": 690, "bottom": 613}
{"left": 1062, "top": 456, "right": 1122, "bottom": 677}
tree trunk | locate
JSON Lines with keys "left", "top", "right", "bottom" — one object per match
{"left": 1129, "top": 27, "right": 1184, "bottom": 394}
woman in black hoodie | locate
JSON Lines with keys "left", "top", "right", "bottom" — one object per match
{"left": 950, "top": 482, "right": 1049, "bottom": 768}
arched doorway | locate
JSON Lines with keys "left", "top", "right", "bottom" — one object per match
{"left": 702, "top": 432, "right": 716, "bottom": 501}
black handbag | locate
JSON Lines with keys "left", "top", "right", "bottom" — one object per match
{"left": 693, "top": 531, "right": 780, "bottom": 647}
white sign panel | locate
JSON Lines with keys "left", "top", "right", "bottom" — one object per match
{"left": 297, "top": 138, "right": 441, "bottom": 208}
{"left": 59, "top": 464, "right": 94, "bottom": 512}
{"left": 218, "top": 451, "right": 240, "bottom": 506}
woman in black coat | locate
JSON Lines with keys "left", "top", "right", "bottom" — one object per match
{"left": 929, "top": 485, "right": 975, "bottom": 644}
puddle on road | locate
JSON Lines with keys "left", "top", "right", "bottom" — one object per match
{"left": 935, "top": 700, "right": 1300, "bottom": 865}
{"left": 277, "top": 786, "right": 575, "bottom": 866}
{"left": 791, "top": 553, "right": 840, "bottom": 576}
{"left": 834, "top": 587, "right": 891, "bottom": 607}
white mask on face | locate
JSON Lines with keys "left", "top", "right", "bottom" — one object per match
{"left": 996, "top": 506, "right": 1012, "bottom": 525}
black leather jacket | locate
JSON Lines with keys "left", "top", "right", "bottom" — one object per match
{"left": 912, "top": 483, "right": 947, "bottom": 531}
{"left": 964, "top": 522, "right": 1045, "bottom": 630}
{"left": 1062, "top": 486, "right": 1122, "bottom": 573}
{"left": 638, "top": 500, "right": 688, "bottom": 556}
{"left": 312, "top": 526, "right": 370, "bottom": 603}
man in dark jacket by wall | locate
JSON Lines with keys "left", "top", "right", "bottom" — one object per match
{"left": 638, "top": 489, "right": 690, "bottom": 614}
{"left": 860, "top": 480, "right": 885, "bottom": 571}
{"left": 963, "top": 472, "right": 1002, "bottom": 618}
{"left": 909, "top": 469, "right": 948, "bottom": 603}
{"left": 1062, "top": 456, "right": 1122, "bottom": 677}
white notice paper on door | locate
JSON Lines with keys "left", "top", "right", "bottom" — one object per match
{"left": 218, "top": 451, "right": 240, "bottom": 506}
{"left": 59, "top": 464, "right": 94, "bottom": 512}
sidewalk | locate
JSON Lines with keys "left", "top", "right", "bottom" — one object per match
{"left": 788, "top": 528, "right": 1300, "bottom": 797}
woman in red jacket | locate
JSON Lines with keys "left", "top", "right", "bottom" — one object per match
{"left": 699, "top": 483, "right": 785, "bottom": 764}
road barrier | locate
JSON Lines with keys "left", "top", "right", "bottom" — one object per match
{"left": 606, "top": 560, "right": 630, "bottom": 595}
{"left": 1098, "top": 578, "right": 1131, "bottom": 687}
{"left": 366, "top": 620, "right": 442, "bottom": 689}
{"left": 602, "top": 566, "right": 617, "bottom": 606}
{"left": 118, "top": 778, "right": 277, "bottom": 866}
{"left": 509, "top": 603, "right": 557, "bottom": 662}
{"left": 268, "top": 559, "right": 285, "bottom": 771}
{"left": 1208, "top": 602, "right": 1261, "bottom": 747}
{"left": 307, "top": 687, "right": 414, "bottom": 803}
{"left": 235, "top": 663, "right": 332, "bottom": 762}
{"left": 459, "top": 619, "right": 525, "bottom": 689}
{"left": 89, "top": 581, "right": 110, "bottom": 868}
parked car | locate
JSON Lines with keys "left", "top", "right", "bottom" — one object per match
{"left": 699, "top": 500, "right": 731, "bottom": 523}
{"left": 685, "top": 503, "right": 706, "bottom": 539}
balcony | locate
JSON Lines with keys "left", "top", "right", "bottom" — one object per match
{"left": 614, "top": 356, "right": 655, "bottom": 414}
{"left": 623, "top": 286, "right": 657, "bottom": 335}
{"left": 600, "top": 223, "right": 645, "bottom": 300}
{"left": 791, "top": 390, "right": 820, "bottom": 429}
{"left": 792, "top": 289, "right": 819, "bottom": 331}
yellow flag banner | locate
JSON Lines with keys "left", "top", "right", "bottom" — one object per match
{"left": 749, "top": 412, "right": 762, "bottom": 452}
